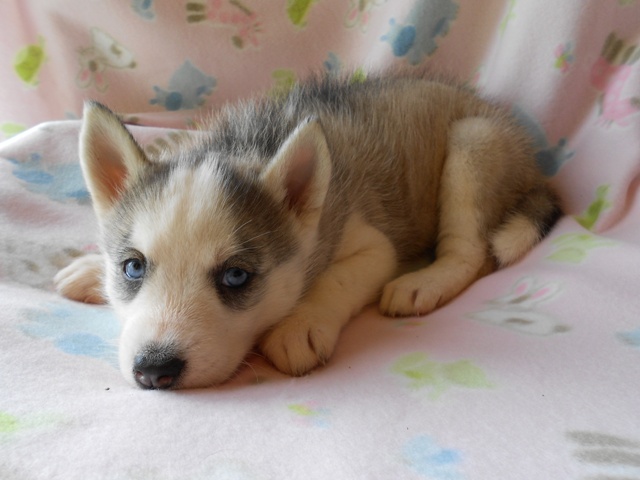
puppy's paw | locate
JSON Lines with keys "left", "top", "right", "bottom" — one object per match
{"left": 380, "top": 270, "right": 454, "bottom": 317}
{"left": 259, "top": 310, "right": 341, "bottom": 377}
{"left": 54, "top": 254, "right": 106, "bottom": 304}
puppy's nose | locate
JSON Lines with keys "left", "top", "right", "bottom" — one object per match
{"left": 133, "top": 350, "right": 185, "bottom": 390}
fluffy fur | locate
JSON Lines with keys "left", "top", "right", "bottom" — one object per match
{"left": 55, "top": 72, "right": 561, "bottom": 389}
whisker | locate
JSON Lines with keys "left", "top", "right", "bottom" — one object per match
{"left": 238, "top": 229, "right": 274, "bottom": 245}
{"left": 228, "top": 218, "right": 254, "bottom": 240}
{"left": 240, "top": 359, "right": 261, "bottom": 384}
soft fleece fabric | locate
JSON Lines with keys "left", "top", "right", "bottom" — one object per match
{"left": 1, "top": 1, "right": 639, "bottom": 479}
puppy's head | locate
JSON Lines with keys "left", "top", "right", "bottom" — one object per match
{"left": 79, "top": 102, "right": 331, "bottom": 389}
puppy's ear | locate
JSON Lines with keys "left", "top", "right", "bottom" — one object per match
{"left": 261, "top": 119, "right": 332, "bottom": 219}
{"left": 79, "top": 101, "right": 150, "bottom": 217}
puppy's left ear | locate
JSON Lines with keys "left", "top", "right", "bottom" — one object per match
{"left": 79, "top": 101, "right": 150, "bottom": 218}
{"left": 261, "top": 118, "right": 332, "bottom": 218}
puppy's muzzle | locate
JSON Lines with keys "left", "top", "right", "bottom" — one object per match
{"left": 133, "top": 344, "right": 186, "bottom": 390}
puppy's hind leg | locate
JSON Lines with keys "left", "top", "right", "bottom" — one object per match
{"left": 381, "top": 117, "right": 508, "bottom": 317}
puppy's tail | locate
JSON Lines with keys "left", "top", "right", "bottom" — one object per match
{"left": 490, "top": 185, "right": 562, "bottom": 267}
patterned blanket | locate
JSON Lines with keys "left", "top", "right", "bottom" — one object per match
{"left": 1, "top": 1, "right": 639, "bottom": 478}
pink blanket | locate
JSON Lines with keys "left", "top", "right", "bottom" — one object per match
{"left": 1, "top": 1, "right": 639, "bottom": 478}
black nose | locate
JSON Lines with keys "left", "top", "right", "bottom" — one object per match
{"left": 133, "top": 349, "right": 186, "bottom": 390}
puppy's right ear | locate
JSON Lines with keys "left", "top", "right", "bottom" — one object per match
{"left": 79, "top": 101, "right": 150, "bottom": 217}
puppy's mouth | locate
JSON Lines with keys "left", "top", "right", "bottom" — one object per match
{"left": 132, "top": 343, "right": 186, "bottom": 390}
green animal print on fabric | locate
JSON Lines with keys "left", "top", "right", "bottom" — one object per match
{"left": 499, "top": 0, "right": 517, "bottom": 34}
{"left": 270, "top": 69, "right": 297, "bottom": 98}
{"left": 575, "top": 185, "right": 612, "bottom": 231}
{"left": 288, "top": 404, "right": 315, "bottom": 416}
{"left": 288, "top": 402, "right": 330, "bottom": 427}
{"left": 0, "top": 122, "right": 27, "bottom": 139}
{"left": 391, "top": 352, "right": 493, "bottom": 400}
{"left": 350, "top": 68, "right": 367, "bottom": 84}
{"left": 0, "top": 412, "right": 20, "bottom": 434}
{"left": 14, "top": 36, "right": 46, "bottom": 85}
{"left": 547, "top": 233, "right": 616, "bottom": 264}
{"left": 287, "top": 0, "right": 317, "bottom": 27}
{"left": 0, "top": 411, "right": 63, "bottom": 437}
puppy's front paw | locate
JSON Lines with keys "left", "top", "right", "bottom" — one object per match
{"left": 54, "top": 254, "right": 106, "bottom": 304}
{"left": 259, "top": 310, "right": 341, "bottom": 377}
{"left": 380, "top": 270, "right": 452, "bottom": 317}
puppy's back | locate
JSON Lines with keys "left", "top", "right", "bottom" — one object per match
{"left": 205, "top": 72, "right": 557, "bottom": 262}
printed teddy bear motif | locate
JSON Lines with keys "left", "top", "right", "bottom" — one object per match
{"left": 469, "top": 277, "right": 569, "bottom": 336}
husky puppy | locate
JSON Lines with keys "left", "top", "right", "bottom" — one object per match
{"left": 55, "top": 72, "right": 560, "bottom": 389}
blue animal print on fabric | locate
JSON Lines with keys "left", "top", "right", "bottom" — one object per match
{"left": 382, "top": 0, "right": 458, "bottom": 64}
{"left": 8, "top": 153, "right": 90, "bottom": 203}
{"left": 323, "top": 52, "right": 342, "bottom": 76}
{"left": 618, "top": 328, "right": 640, "bottom": 350}
{"left": 150, "top": 60, "right": 216, "bottom": 111}
{"left": 511, "top": 106, "right": 574, "bottom": 177}
{"left": 19, "top": 302, "right": 120, "bottom": 367}
{"left": 403, "top": 435, "right": 464, "bottom": 479}
{"left": 131, "top": 0, "right": 156, "bottom": 20}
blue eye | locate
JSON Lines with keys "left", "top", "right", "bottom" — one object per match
{"left": 222, "top": 267, "right": 249, "bottom": 288}
{"left": 123, "top": 258, "right": 146, "bottom": 280}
